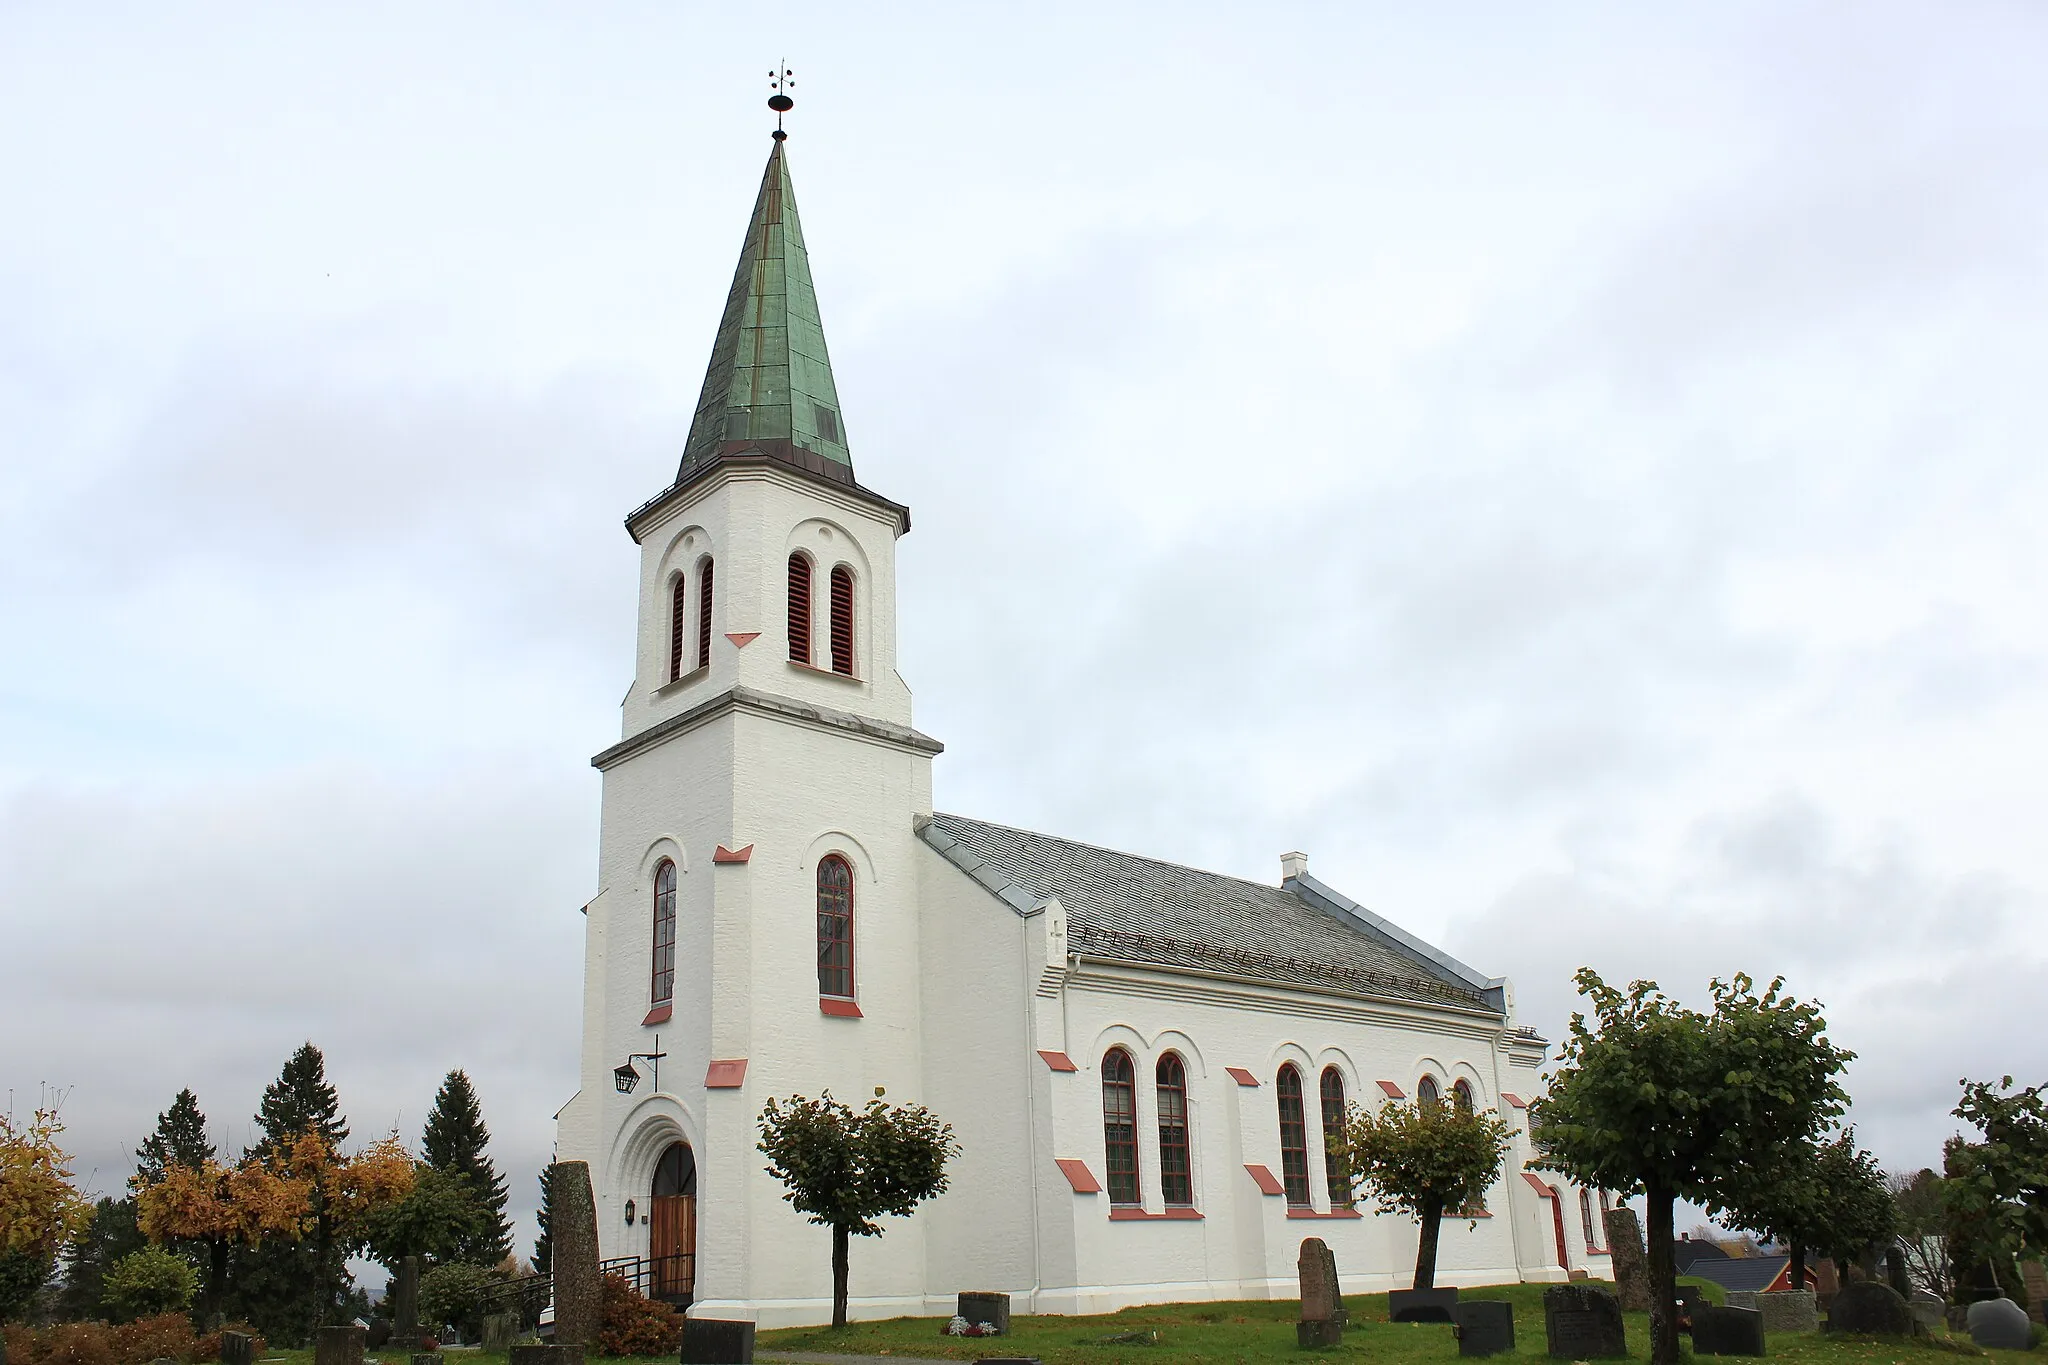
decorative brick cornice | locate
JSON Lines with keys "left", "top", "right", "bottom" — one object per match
{"left": 593, "top": 684, "right": 943, "bottom": 770}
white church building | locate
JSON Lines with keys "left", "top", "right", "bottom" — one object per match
{"left": 554, "top": 128, "right": 1615, "bottom": 1328}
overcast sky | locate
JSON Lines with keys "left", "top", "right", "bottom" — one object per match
{"left": 4, "top": 2, "right": 2044, "bottom": 1270}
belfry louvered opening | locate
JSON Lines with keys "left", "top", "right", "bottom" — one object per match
{"left": 668, "top": 575, "right": 688, "bottom": 682}
{"left": 829, "top": 565, "right": 855, "bottom": 676}
{"left": 696, "top": 557, "right": 715, "bottom": 670}
{"left": 787, "top": 553, "right": 813, "bottom": 664}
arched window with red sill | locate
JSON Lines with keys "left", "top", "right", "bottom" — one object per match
{"left": 650, "top": 859, "right": 677, "bottom": 1005}
{"left": 1417, "top": 1074, "right": 1441, "bottom": 1108}
{"left": 696, "top": 557, "right": 715, "bottom": 670}
{"left": 787, "top": 553, "right": 813, "bottom": 664}
{"left": 828, "top": 565, "right": 855, "bottom": 676}
{"left": 668, "top": 575, "right": 688, "bottom": 682}
{"left": 1320, "top": 1066, "right": 1349, "bottom": 1207}
{"left": 1156, "top": 1053, "right": 1192, "bottom": 1207}
{"left": 1102, "top": 1048, "right": 1140, "bottom": 1205}
{"left": 1277, "top": 1064, "right": 1310, "bottom": 1206}
{"left": 816, "top": 855, "right": 853, "bottom": 1000}
{"left": 1452, "top": 1078, "right": 1474, "bottom": 1114}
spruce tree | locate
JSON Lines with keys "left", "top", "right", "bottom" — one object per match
{"left": 250, "top": 1043, "right": 348, "bottom": 1159}
{"left": 236, "top": 1042, "right": 350, "bottom": 1342}
{"left": 531, "top": 1163, "right": 554, "bottom": 1276}
{"left": 136, "top": 1089, "right": 214, "bottom": 1184}
{"left": 421, "top": 1070, "right": 512, "bottom": 1263}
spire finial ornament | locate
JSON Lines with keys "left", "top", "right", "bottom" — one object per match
{"left": 768, "top": 64, "right": 794, "bottom": 141}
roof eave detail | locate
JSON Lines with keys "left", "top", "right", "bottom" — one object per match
{"left": 625, "top": 446, "right": 910, "bottom": 543}
{"left": 1286, "top": 870, "right": 1508, "bottom": 1013}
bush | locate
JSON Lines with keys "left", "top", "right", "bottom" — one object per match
{"left": 596, "top": 1274, "right": 680, "bottom": 1357}
{"left": 109, "top": 1314, "right": 197, "bottom": 1365}
{"left": 4, "top": 1324, "right": 37, "bottom": 1364}
{"left": 191, "top": 1323, "right": 266, "bottom": 1363}
{"left": 418, "top": 1262, "right": 508, "bottom": 1343}
{"left": 101, "top": 1250, "right": 197, "bottom": 1323}
{"left": 40, "top": 1322, "right": 114, "bottom": 1365}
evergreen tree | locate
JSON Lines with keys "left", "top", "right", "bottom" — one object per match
{"left": 420, "top": 1070, "right": 511, "bottom": 1263}
{"left": 57, "top": 1197, "right": 148, "bottom": 1321}
{"left": 235, "top": 1043, "right": 350, "bottom": 1343}
{"left": 531, "top": 1163, "right": 554, "bottom": 1276}
{"left": 250, "top": 1043, "right": 348, "bottom": 1159}
{"left": 136, "top": 1089, "right": 214, "bottom": 1185}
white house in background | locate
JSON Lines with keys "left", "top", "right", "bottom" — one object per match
{"left": 553, "top": 129, "right": 1614, "bottom": 1328}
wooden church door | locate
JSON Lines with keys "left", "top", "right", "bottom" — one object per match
{"left": 650, "top": 1142, "right": 697, "bottom": 1297}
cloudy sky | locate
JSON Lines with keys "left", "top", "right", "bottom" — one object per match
{"left": 4, "top": 2, "right": 2044, "bottom": 1266}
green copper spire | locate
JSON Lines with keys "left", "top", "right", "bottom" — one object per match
{"left": 677, "top": 140, "right": 852, "bottom": 483}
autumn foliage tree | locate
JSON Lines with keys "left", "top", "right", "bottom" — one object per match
{"left": 757, "top": 1090, "right": 958, "bottom": 1329}
{"left": 0, "top": 1104, "right": 94, "bottom": 1321}
{"left": 1329, "top": 1096, "right": 1512, "bottom": 1291}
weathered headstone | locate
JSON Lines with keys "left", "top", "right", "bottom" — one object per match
{"left": 315, "top": 1325, "right": 366, "bottom": 1365}
{"left": 410, "top": 1354, "right": 440, "bottom": 1365}
{"left": 508, "top": 1345, "right": 558, "bottom": 1365}
{"left": 1296, "top": 1319, "right": 1343, "bottom": 1350}
{"left": 1908, "top": 1292, "right": 1945, "bottom": 1333}
{"left": 392, "top": 1255, "right": 421, "bottom": 1347}
{"left": 1602, "top": 1206, "right": 1651, "bottom": 1312}
{"left": 220, "top": 1332, "right": 254, "bottom": 1365}
{"left": 2022, "top": 1260, "right": 2048, "bottom": 1324}
{"left": 1389, "top": 1287, "right": 1459, "bottom": 1323}
{"left": 1450, "top": 1301, "right": 1515, "bottom": 1357}
{"left": 680, "top": 1319, "right": 755, "bottom": 1365}
{"left": 1742, "top": 1291, "right": 1816, "bottom": 1334}
{"left": 1965, "top": 1298, "right": 2032, "bottom": 1351}
{"left": 1297, "top": 1239, "right": 1342, "bottom": 1325}
{"left": 549, "top": 1161, "right": 601, "bottom": 1349}
{"left": 480, "top": 1312, "right": 520, "bottom": 1352}
{"left": 366, "top": 1320, "right": 392, "bottom": 1351}
{"left": 1544, "top": 1284, "right": 1627, "bottom": 1359}
{"left": 958, "top": 1292, "right": 1011, "bottom": 1335}
{"left": 1691, "top": 1305, "right": 1765, "bottom": 1357}
{"left": 1826, "top": 1282, "right": 1911, "bottom": 1337}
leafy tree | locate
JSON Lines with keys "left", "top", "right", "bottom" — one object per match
{"left": 1329, "top": 1096, "right": 1512, "bottom": 1290}
{"left": 1943, "top": 1134, "right": 2030, "bottom": 1304}
{"left": 1532, "top": 971, "right": 1850, "bottom": 1365}
{"left": 56, "top": 1196, "right": 148, "bottom": 1321}
{"left": 420, "top": 1071, "right": 512, "bottom": 1264}
{"left": 1889, "top": 1168, "right": 1951, "bottom": 1299}
{"left": 358, "top": 1166, "right": 492, "bottom": 1269}
{"left": 757, "top": 1089, "right": 959, "bottom": 1328}
{"left": 1725, "top": 1129, "right": 1895, "bottom": 1293}
{"left": 417, "top": 1260, "right": 509, "bottom": 1341}
{"left": 0, "top": 1104, "right": 94, "bottom": 1323}
{"left": 136, "top": 1091, "right": 215, "bottom": 1188}
{"left": 531, "top": 1163, "right": 553, "bottom": 1276}
{"left": 102, "top": 1246, "right": 199, "bottom": 1321}
{"left": 1952, "top": 1077, "right": 2048, "bottom": 1262}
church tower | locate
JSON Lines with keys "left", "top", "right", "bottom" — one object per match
{"left": 557, "top": 120, "right": 944, "bottom": 1317}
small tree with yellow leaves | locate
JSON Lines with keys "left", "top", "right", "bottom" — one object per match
{"left": 0, "top": 1105, "right": 94, "bottom": 1322}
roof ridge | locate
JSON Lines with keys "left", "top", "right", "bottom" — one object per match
{"left": 930, "top": 810, "right": 1284, "bottom": 898}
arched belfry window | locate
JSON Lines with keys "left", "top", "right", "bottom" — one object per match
{"left": 1277, "top": 1064, "right": 1310, "bottom": 1206}
{"left": 1156, "top": 1054, "right": 1192, "bottom": 1207}
{"left": 828, "top": 565, "right": 855, "bottom": 676}
{"left": 650, "top": 859, "right": 677, "bottom": 1005}
{"left": 1101, "top": 1048, "right": 1139, "bottom": 1205}
{"left": 816, "top": 855, "right": 853, "bottom": 999}
{"left": 696, "top": 557, "right": 715, "bottom": 670}
{"left": 1452, "top": 1079, "right": 1474, "bottom": 1114}
{"left": 668, "top": 575, "right": 688, "bottom": 682}
{"left": 787, "top": 553, "right": 813, "bottom": 665}
{"left": 1417, "top": 1074, "right": 1441, "bottom": 1108}
{"left": 1320, "top": 1066, "right": 1349, "bottom": 1207}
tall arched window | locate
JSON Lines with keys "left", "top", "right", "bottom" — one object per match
{"left": 1102, "top": 1048, "right": 1140, "bottom": 1205}
{"left": 668, "top": 575, "right": 688, "bottom": 682}
{"left": 1156, "top": 1054, "right": 1191, "bottom": 1207}
{"left": 829, "top": 565, "right": 855, "bottom": 676}
{"left": 787, "top": 553, "right": 813, "bottom": 664}
{"left": 696, "top": 557, "right": 715, "bottom": 670}
{"left": 1580, "top": 1188, "right": 1599, "bottom": 1249}
{"left": 1319, "top": 1066, "right": 1349, "bottom": 1208}
{"left": 1416, "top": 1074, "right": 1441, "bottom": 1108}
{"left": 1276, "top": 1064, "right": 1310, "bottom": 1206}
{"left": 650, "top": 860, "right": 677, "bottom": 1004}
{"left": 1452, "top": 1079, "right": 1474, "bottom": 1114}
{"left": 816, "top": 855, "right": 853, "bottom": 999}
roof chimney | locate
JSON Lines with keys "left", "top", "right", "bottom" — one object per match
{"left": 1280, "top": 851, "right": 1308, "bottom": 883}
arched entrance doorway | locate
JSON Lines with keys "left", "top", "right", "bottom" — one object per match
{"left": 650, "top": 1142, "right": 697, "bottom": 1303}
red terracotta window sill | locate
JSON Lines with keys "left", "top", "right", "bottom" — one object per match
{"left": 819, "top": 997, "right": 863, "bottom": 1018}
{"left": 1055, "top": 1159, "right": 1102, "bottom": 1194}
{"left": 705, "top": 1058, "right": 748, "bottom": 1088}
{"left": 641, "top": 1004, "right": 672, "bottom": 1026}
{"left": 1286, "top": 1208, "right": 1364, "bottom": 1219}
{"left": 1109, "top": 1207, "right": 1204, "bottom": 1221}
{"left": 1225, "top": 1067, "right": 1260, "bottom": 1087}
{"left": 1037, "top": 1049, "right": 1078, "bottom": 1072}
{"left": 1244, "top": 1164, "right": 1285, "bottom": 1196}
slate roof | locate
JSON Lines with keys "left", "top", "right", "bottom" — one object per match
{"left": 1684, "top": 1255, "right": 1790, "bottom": 1295}
{"left": 920, "top": 812, "right": 1498, "bottom": 1013}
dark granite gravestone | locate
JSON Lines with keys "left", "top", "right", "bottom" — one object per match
{"left": 1883, "top": 1248, "right": 1910, "bottom": 1299}
{"left": 220, "top": 1332, "right": 254, "bottom": 1365}
{"left": 391, "top": 1255, "right": 421, "bottom": 1347}
{"left": 1965, "top": 1298, "right": 2031, "bottom": 1351}
{"left": 1691, "top": 1305, "right": 1765, "bottom": 1357}
{"left": 480, "top": 1313, "right": 519, "bottom": 1353}
{"left": 410, "top": 1354, "right": 440, "bottom": 1365}
{"left": 550, "top": 1162, "right": 601, "bottom": 1350}
{"left": 2024, "top": 1261, "right": 2048, "bottom": 1325}
{"left": 1603, "top": 1207, "right": 1651, "bottom": 1311}
{"left": 680, "top": 1319, "right": 755, "bottom": 1365}
{"left": 365, "top": 1320, "right": 392, "bottom": 1351}
{"left": 958, "top": 1292, "right": 1011, "bottom": 1335}
{"left": 1450, "top": 1301, "right": 1515, "bottom": 1357}
{"left": 1390, "top": 1287, "right": 1460, "bottom": 1323}
{"left": 315, "top": 1325, "right": 366, "bottom": 1365}
{"left": 1298, "top": 1239, "right": 1345, "bottom": 1328}
{"left": 1826, "top": 1282, "right": 1910, "bottom": 1337}
{"left": 1296, "top": 1319, "right": 1342, "bottom": 1349}
{"left": 1544, "top": 1285, "right": 1627, "bottom": 1359}
{"left": 1675, "top": 1284, "right": 1704, "bottom": 1321}
{"left": 1729, "top": 1291, "right": 1815, "bottom": 1334}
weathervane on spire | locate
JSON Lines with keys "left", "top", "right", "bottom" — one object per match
{"left": 768, "top": 65, "right": 794, "bottom": 141}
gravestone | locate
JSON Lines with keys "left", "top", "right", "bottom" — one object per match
{"left": 392, "top": 1255, "right": 421, "bottom": 1347}
{"left": 509, "top": 1346, "right": 559, "bottom": 1365}
{"left": 1908, "top": 1292, "right": 1945, "bottom": 1333}
{"left": 549, "top": 1161, "right": 601, "bottom": 1349}
{"left": 1450, "top": 1301, "right": 1515, "bottom": 1357}
{"left": 365, "top": 1320, "right": 392, "bottom": 1351}
{"left": 1729, "top": 1291, "right": 1814, "bottom": 1334}
{"left": 1813, "top": 1260, "right": 1840, "bottom": 1306}
{"left": 2023, "top": 1261, "right": 2048, "bottom": 1324}
{"left": 1691, "top": 1306, "right": 1765, "bottom": 1357}
{"left": 1296, "top": 1319, "right": 1343, "bottom": 1350}
{"left": 411, "top": 1355, "right": 440, "bottom": 1365}
{"left": 958, "top": 1292, "right": 1011, "bottom": 1335}
{"left": 480, "top": 1313, "right": 520, "bottom": 1352}
{"left": 1298, "top": 1239, "right": 1345, "bottom": 1327}
{"left": 1603, "top": 1207, "right": 1651, "bottom": 1311}
{"left": 1675, "top": 1283, "right": 1704, "bottom": 1322}
{"left": 1389, "top": 1287, "right": 1459, "bottom": 1323}
{"left": 1883, "top": 1248, "right": 1910, "bottom": 1299}
{"left": 220, "top": 1333, "right": 254, "bottom": 1365}
{"left": 1826, "top": 1281, "right": 1910, "bottom": 1337}
{"left": 1965, "top": 1298, "right": 2032, "bottom": 1351}
{"left": 315, "top": 1325, "right": 366, "bottom": 1365}
{"left": 680, "top": 1319, "right": 755, "bottom": 1365}
{"left": 1544, "top": 1284, "right": 1627, "bottom": 1359}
